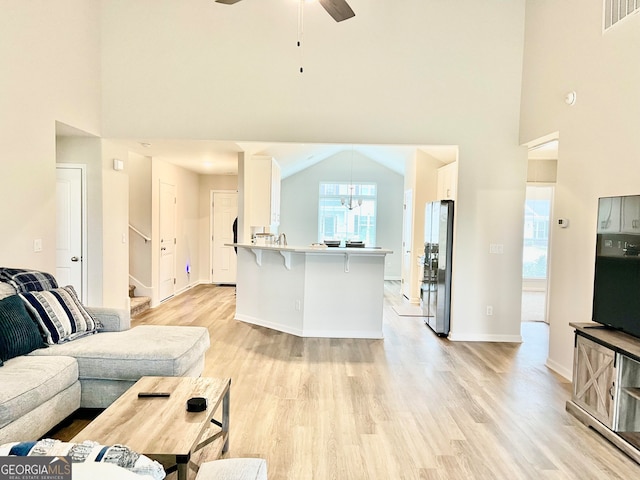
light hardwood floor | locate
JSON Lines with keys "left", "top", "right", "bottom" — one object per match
{"left": 61, "top": 282, "right": 640, "bottom": 479}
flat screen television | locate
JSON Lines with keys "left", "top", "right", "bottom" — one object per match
{"left": 592, "top": 195, "right": 640, "bottom": 339}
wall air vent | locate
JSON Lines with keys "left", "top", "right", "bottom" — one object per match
{"left": 604, "top": 0, "right": 640, "bottom": 31}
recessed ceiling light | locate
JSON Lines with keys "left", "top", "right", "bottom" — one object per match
{"left": 140, "top": 142, "right": 152, "bottom": 148}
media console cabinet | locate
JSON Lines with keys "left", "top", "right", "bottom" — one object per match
{"left": 567, "top": 322, "right": 640, "bottom": 463}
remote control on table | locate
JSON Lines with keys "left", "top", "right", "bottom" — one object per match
{"left": 137, "top": 392, "right": 171, "bottom": 398}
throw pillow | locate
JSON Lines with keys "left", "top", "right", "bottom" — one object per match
{"left": 20, "top": 286, "right": 101, "bottom": 345}
{"left": 0, "top": 439, "right": 166, "bottom": 480}
{"left": 0, "top": 268, "right": 58, "bottom": 293}
{"left": 0, "top": 294, "right": 45, "bottom": 363}
{"left": 0, "top": 282, "right": 16, "bottom": 300}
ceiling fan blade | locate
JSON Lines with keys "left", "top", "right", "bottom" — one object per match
{"left": 318, "top": 0, "right": 355, "bottom": 22}
{"left": 215, "top": 0, "right": 243, "bottom": 4}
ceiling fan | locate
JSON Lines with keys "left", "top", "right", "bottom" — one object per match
{"left": 215, "top": 0, "right": 355, "bottom": 23}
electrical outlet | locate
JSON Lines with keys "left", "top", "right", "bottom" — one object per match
{"left": 486, "top": 305, "right": 493, "bottom": 316}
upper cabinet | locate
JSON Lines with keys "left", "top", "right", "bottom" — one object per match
{"left": 437, "top": 162, "right": 458, "bottom": 201}
{"left": 596, "top": 196, "right": 640, "bottom": 234}
{"left": 597, "top": 196, "right": 622, "bottom": 233}
{"left": 621, "top": 196, "right": 640, "bottom": 234}
{"left": 248, "top": 156, "right": 281, "bottom": 229}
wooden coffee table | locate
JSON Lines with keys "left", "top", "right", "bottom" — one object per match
{"left": 71, "top": 376, "right": 231, "bottom": 480}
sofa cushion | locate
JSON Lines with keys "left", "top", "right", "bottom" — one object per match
{"left": 20, "top": 286, "right": 100, "bottom": 345}
{"left": 0, "top": 295, "right": 45, "bottom": 365}
{"left": 28, "top": 325, "right": 210, "bottom": 381}
{"left": 0, "top": 355, "right": 78, "bottom": 430}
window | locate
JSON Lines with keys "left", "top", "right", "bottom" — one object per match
{"left": 318, "top": 182, "right": 377, "bottom": 246}
{"left": 604, "top": 0, "right": 640, "bottom": 31}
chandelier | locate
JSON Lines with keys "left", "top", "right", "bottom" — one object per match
{"left": 341, "top": 185, "right": 362, "bottom": 210}
{"left": 341, "top": 148, "right": 362, "bottom": 210}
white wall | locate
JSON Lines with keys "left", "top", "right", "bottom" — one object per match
{"left": 0, "top": 1, "right": 101, "bottom": 273}
{"left": 101, "top": 140, "right": 130, "bottom": 310}
{"left": 520, "top": 2, "right": 640, "bottom": 378}
{"left": 99, "top": 0, "right": 528, "bottom": 341}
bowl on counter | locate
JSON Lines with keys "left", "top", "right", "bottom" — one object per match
{"left": 324, "top": 240, "right": 341, "bottom": 248}
{"left": 346, "top": 241, "right": 365, "bottom": 248}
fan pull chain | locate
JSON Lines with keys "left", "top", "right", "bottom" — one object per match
{"left": 297, "top": 0, "right": 305, "bottom": 73}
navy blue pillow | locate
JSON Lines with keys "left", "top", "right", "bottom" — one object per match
{"left": 0, "top": 294, "right": 45, "bottom": 365}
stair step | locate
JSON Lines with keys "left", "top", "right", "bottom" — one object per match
{"left": 130, "top": 296, "right": 151, "bottom": 317}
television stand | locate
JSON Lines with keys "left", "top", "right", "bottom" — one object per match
{"left": 567, "top": 322, "right": 640, "bottom": 464}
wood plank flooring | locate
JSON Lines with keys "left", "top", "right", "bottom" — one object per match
{"left": 56, "top": 282, "right": 640, "bottom": 479}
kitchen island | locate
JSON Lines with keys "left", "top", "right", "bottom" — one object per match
{"left": 231, "top": 244, "right": 393, "bottom": 339}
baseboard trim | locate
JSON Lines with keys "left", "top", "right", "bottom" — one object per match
{"left": 546, "top": 357, "right": 572, "bottom": 381}
{"left": 448, "top": 332, "right": 523, "bottom": 343}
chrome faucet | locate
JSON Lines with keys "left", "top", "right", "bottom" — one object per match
{"left": 277, "top": 233, "right": 287, "bottom": 246}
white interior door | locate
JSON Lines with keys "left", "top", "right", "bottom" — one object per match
{"left": 159, "top": 182, "right": 176, "bottom": 302}
{"left": 56, "top": 166, "right": 84, "bottom": 301}
{"left": 401, "top": 189, "right": 414, "bottom": 299}
{"left": 211, "top": 191, "right": 238, "bottom": 284}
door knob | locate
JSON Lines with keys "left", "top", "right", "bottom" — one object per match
{"left": 71, "top": 256, "right": 79, "bottom": 262}
{"left": 161, "top": 247, "right": 166, "bottom": 251}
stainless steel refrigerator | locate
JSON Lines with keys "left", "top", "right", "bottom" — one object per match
{"left": 420, "top": 200, "right": 454, "bottom": 336}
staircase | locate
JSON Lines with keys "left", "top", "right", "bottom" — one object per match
{"left": 129, "top": 285, "right": 151, "bottom": 317}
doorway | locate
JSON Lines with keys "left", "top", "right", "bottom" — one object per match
{"left": 56, "top": 165, "right": 87, "bottom": 303}
{"left": 211, "top": 191, "right": 238, "bottom": 284}
{"left": 521, "top": 185, "right": 554, "bottom": 323}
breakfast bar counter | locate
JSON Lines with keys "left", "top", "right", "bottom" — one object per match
{"left": 231, "top": 244, "right": 392, "bottom": 339}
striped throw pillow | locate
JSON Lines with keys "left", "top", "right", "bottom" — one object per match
{"left": 20, "top": 286, "right": 100, "bottom": 344}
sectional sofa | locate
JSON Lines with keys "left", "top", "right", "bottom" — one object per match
{"left": 0, "top": 270, "right": 210, "bottom": 443}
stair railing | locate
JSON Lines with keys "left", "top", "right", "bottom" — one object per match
{"left": 129, "top": 224, "right": 151, "bottom": 243}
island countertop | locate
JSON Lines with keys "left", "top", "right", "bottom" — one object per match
{"left": 229, "top": 243, "right": 393, "bottom": 255}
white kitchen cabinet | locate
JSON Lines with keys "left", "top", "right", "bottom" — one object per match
{"left": 597, "top": 196, "right": 622, "bottom": 233}
{"left": 248, "top": 156, "right": 281, "bottom": 229}
{"left": 437, "top": 162, "right": 457, "bottom": 201}
{"left": 621, "top": 196, "right": 640, "bottom": 234}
